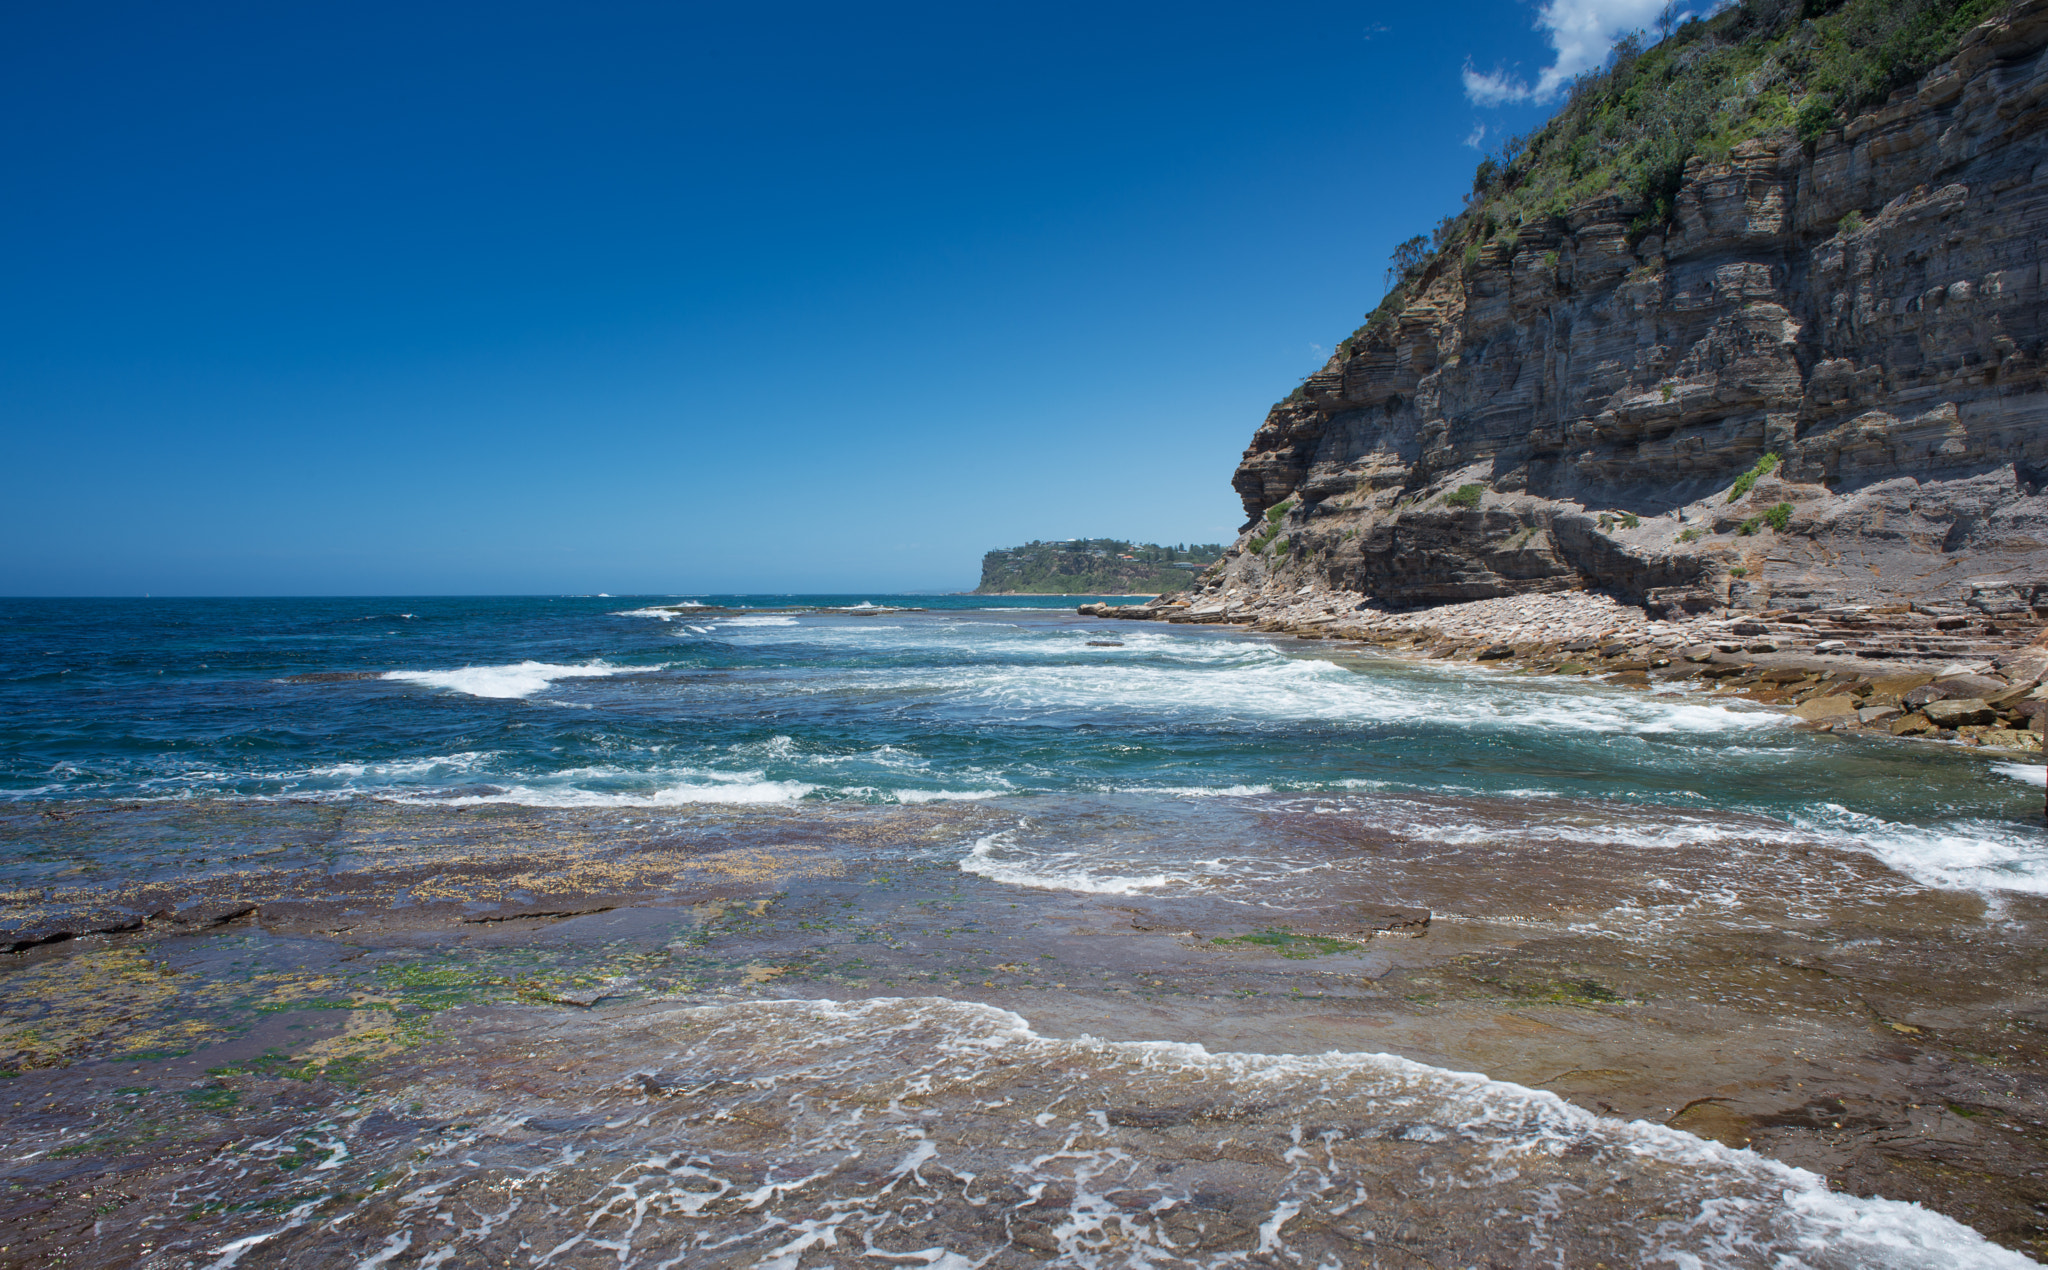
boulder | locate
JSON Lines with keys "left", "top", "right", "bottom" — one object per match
{"left": 1922, "top": 698, "right": 1996, "bottom": 728}
{"left": 1902, "top": 676, "right": 2007, "bottom": 708}
{"left": 1892, "top": 713, "right": 1936, "bottom": 736}
{"left": 1793, "top": 695, "right": 1858, "bottom": 721}
{"left": 1996, "top": 643, "right": 2048, "bottom": 688}
{"left": 1858, "top": 705, "right": 1903, "bottom": 726}
{"left": 1697, "top": 663, "right": 1753, "bottom": 680}
{"left": 1965, "top": 583, "right": 2031, "bottom": 615}
{"left": 1975, "top": 728, "right": 2043, "bottom": 752}
{"left": 1864, "top": 674, "right": 1934, "bottom": 704}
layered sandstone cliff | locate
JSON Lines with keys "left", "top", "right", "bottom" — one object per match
{"left": 1210, "top": 0, "right": 2048, "bottom": 618}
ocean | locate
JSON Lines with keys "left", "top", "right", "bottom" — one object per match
{"left": 2, "top": 595, "right": 2045, "bottom": 1266}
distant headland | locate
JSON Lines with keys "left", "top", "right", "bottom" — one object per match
{"left": 974, "top": 538, "right": 1223, "bottom": 595}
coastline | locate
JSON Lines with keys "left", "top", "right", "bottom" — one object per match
{"left": 4, "top": 597, "right": 2046, "bottom": 1262}
{"left": 1082, "top": 588, "right": 2048, "bottom": 762}
{"left": 8, "top": 792, "right": 2048, "bottom": 1262}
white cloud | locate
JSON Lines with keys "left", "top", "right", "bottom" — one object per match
{"left": 1463, "top": 121, "right": 1490, "bottom": 149}
{"left": 1463, "top": 0, "right": 1667, "bottom": 106}
{"left": 1531, "top": 0, "right": 1666, "bottom": 97}
{"left": 1463, "top": 62, "right": 1533, "bottom": 106}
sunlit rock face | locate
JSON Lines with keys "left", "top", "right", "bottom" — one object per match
{"left": 1221, "top": 3, "right": 2048, "bottom": 615}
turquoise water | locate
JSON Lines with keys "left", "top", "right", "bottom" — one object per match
{"left": 0, "top": 594, "right": 2041, "bottom": 895}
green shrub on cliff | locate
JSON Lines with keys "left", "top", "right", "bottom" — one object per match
{"left": 1245, "top": 499, "right": 1297, "bottom": 555}
{"left": 1443, "top": 484, "right": 1484, "bottom": 509}
{"left": 1727, "top": 452, "right": 1780, "bottom": 503}
{"left": 1764, "top": 501, "right": 1793, "bottom": 531}
{"left": 1347, "top": 0, "right": 2004, "bottom": 351}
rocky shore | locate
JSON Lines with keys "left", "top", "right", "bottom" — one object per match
{"left": 1210, "top": 0, "right": 2048, "bottom": 669}
{"left": 1082, "top": 587, "right": 2048, "bottom": 757}
{"left": 11, "top": 793, "right": 2048, "bottom": 1262}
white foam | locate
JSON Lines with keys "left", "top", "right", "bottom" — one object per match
{"left": 1993, "top": 761, "right": 2045, "bottom": 788}
{"left": 1798, "top": 804, "right": 2048, "bottom": 897}
{"left": 837, "top": 630, "right": 1788, "bottom": 738}
{"left": 958, "top": 828, "right": 1183, "bottom": 894}
{"left": 612, "top": 606, "right": 702, "bottom": 620}
{"left": 381, "top": 661, "right": 634, "bottom": 700}
{"left": 1110, "top": 783, "right": 1276, "bottom": 798}
{"left": 892, "top": 789, "right": 1008, "bottom": 804}
{"left": 719, "top": 616, "right": 800, "bottom": 628}
{"left": 301, "top": 751, "right": 498, "bottom": 781}
{"left": 347, "top": 996, "right": 2031, "bottom": 1270}
{"left": 419, "top": 777, "right": 816, "bottom": 808}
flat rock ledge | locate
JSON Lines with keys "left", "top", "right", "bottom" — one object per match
{"left": 1081, "top": 589, "right": 2048, "bottom": 756}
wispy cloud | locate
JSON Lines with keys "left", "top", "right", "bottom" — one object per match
{"left": 1462, "top": 0, "right": 1668, "bottom": 106}
{"left": 1362, "top": 23, "right": 1391, "bottom": 39}
{"left": 1463, "top": 61, "right": 1532, "bottom": 106}
{"left": 1463, "top": 121, "right": 1489, "bottom": 149}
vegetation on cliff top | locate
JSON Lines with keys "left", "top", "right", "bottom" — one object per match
{"left": 1338, "top": 0, "right": 2004, "bottom": 361}
{"left": 975, "top": 539, "right": 1225, "bottom": 594}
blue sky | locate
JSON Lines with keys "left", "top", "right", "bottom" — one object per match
{"left": 2, "top": 0, "right": 1655, "bottom": 595}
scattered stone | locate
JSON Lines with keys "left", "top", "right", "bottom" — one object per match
{"left": 1923, "top": 698, "right": 1997, "bottom": 728}
{"left": 1792, "top": 696, "right": 1857, "bottom": 722}
{"left": 1976, "top": 728, "right": 2043, "bottom": 752}
{"left": 1081, "top": 579, "right": 2045, "bottom": 758}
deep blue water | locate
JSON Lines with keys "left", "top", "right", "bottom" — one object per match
{"left": 1, "top": 594, "right": 2042, "bottom": 895}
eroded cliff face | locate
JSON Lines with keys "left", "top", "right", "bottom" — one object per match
{"left": 1213, "top": 1, "right": 2048, "bottom": 616}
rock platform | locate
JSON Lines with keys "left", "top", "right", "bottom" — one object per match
{"left": 1082, "top": 587, "right": 2048, "bottom": 757}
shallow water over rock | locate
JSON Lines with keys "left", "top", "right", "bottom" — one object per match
{"left": 3, "top": 598, "right": 2045, "bottom": 1263}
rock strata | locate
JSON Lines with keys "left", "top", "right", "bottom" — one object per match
{"left": 1091, "top": 3, "right": 2048, "bottom": 763}
{"left": 1209, "top": 1, "right": 2048, "bottom": 618}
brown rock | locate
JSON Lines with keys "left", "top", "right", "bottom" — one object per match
{"left": 1214, "top": 21, "right": 2048, "bottom": 616}
{"left": 1976, "top": 728, "right": 2042, "bottom": 751}
{"left": 1792, "top": 695, "right": 1858, "bottom": 721}
{"left": 1892, "top": 712, "right": 1936, "bottom": 736}
{"left": 1697, "top": 664, "right": 1753, "bottom": 680}
{"left": 1997, "top": 644, "right": 2048, "bottom": 688}
{"left": 1921, "top": 698, "right": 1996, "bottom": 728}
